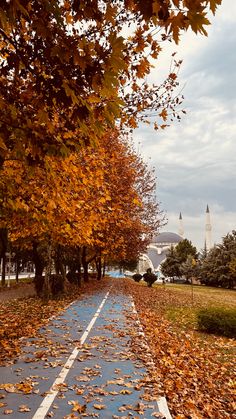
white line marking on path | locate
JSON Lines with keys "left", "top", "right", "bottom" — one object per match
{"left": 32, "top": 290, "right": 110, "bottom": 419}
{"left": 130, "top": 298, "right": 172, "bottom": 419}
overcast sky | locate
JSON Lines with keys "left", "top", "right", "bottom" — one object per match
{"left": 133, "top": 0, "right": 236, "bottom": 250}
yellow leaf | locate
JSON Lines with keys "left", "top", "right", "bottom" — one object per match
{"left": 120, "top": 389, "right": 132, "bottom": 394}
{"left": 93, "top": 404, "right": 106, "bottom": 410}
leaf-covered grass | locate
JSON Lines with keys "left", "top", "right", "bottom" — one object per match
{"left": 0, "top": 280, "right": 107, "bottom": 365}
{"left": 119, "top": 278, "right": 236, "bottom": 418}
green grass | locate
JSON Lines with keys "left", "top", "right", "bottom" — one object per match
{"left": 152, "top": 283, "right": 236, "bottom": 334}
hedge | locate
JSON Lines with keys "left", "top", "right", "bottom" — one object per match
{"left": 197, "top": 307, "right": 236, "bottom": 338}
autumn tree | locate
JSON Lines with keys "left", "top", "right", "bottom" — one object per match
{"left": 0, "top": 0, "right": 222, "bottom": 294}
{"left": 1, "top": 129, "right": 162, "bottom": 294}
{"left": 1, "top": 141, "right": 114, "bottom": 293}
{"left": 0, "top": 228, "right": 8, "bottom": 285}
{"left": 0, "top": 0, "right": 222, "bottom": 165}
{"left": 87, "top": 131, "right": 162, "bottom": 275}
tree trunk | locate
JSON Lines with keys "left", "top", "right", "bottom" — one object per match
{"left": 15, "top": 258, "right": 20, "bottom": 283}
{"left": 0, "top": 228, "right": 8, "bottom": 287}
{"left": 96, "top": 255, "right": 102, "bottom": 280}
{"left": 102, "top": 258, "right": 106, "bottom": 278}
{"left": 1, "top": 253, "right": 6, "bottom": 286}
{"left": 76, "top": 247, "right": 82, "bottom": 287}
{"left": 35, "top": 264, "right": 44, "bottom": 276}
{"left": 32, "top": 242, "right": 45, "bottom": 295}
{"left": 82, "top": 246, "right": 89, "bottom": 283}
{"left": 43, "top": 242, "right": 53, "bottom": 298}
{"left": 32, "top": 243, "right": 44, "bottom": 276}
{"left": 54, "top": 245, "right": 66, "bottom": 278}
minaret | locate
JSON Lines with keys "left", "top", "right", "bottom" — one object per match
{"left": 205, "top": 205, "right": 212, "bottom": 251}
{"left": 178, "top": 212, "right": 184, "bottom": 238}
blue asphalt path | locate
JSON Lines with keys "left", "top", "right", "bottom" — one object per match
{"left": 0, "top": 283, "right": 166, "bottom": 418}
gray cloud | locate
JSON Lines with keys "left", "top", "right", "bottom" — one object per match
{"left": 183, "top": 29, "right": 236, "bottom": 101}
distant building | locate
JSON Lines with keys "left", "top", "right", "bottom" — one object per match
{"left": 205, "top": 204, "right": 212, "bottom": 251}
{"left": 178, "top": 212, "right": 184, "bottom": 238}
{"left": 137, "top": 231, "right": 183, "bottom": 274}
{"left": 138, "top": 206, "right": 213, "bottom": 275}
{"left": 148, "top": 232, "right": 183, "bottom": 271}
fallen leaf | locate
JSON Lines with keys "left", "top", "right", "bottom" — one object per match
{"left": 120, "top": 389, "right": 132, "bottom": 394}
{"left": 93, "top": 404, "right": 106, "bottom": 410}
{"left": 46, "top": 412, "right": 54, "bottom": 417}
{"left": 68, "top": 400, "right": 86, "bottom": 414}
{"left": 18, "top": 405, "right": 31, "bottom": 412}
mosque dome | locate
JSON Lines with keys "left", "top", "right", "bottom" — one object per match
{"left": 151, "top": 232, "right": 183, "bottom": 244}
{"left": 143, "top": 231, "right": 183, "bottom": 271}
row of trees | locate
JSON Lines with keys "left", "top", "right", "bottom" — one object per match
{"left": 0, "top": 1, "right": 222, "bottom": 296}
{"left": 0, "top": 130, "right": 162, "bottom": 295}
{"left": 160, "top": 232, "right": 236, "bottom": 289}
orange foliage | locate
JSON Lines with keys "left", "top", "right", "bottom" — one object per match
{"left": 0, "top": 0, "right": 221, "bottom": 162}
{"left": 1, "top": 130, "right": 161, "bottom": 263}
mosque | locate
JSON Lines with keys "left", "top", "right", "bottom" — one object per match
{"left": 138, "top": 205, "right": 212, "bottom": 275}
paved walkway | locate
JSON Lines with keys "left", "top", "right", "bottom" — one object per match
{"left": 0, "top": 284, "right": 171, "bottom": 418}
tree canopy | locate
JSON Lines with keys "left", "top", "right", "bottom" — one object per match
{"left": 199, "top": 231, "right": 236, "bottom": 289}
{"left": 0, "top": 0, "right": 223, "bottom": 294}
{"left": 1, "top": 129, "right": 162, "bottom": 293}
{"left": 161, "top": 239, "right": 198, "bottom": 279}
{"left": 0, "top": 0, "right": 222, "bottom": 163}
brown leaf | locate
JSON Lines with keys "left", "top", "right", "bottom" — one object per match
{"left": 46, "top": 412, "right": 54, "bottom": 417}
{"left": 68, "top": 401, "right": 86, "bottom": 414}
{"left": 120, "top": 389, "right": 132, "bottom": 395}
{"left": 93, "top": 404, "right": 106, "bottom": 410}
{"left": 18, "top": 405, "right": 31, "bottom": 412}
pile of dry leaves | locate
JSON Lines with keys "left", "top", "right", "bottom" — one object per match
{"left": 119, "top": 278, "right": 235, "bottom": 418}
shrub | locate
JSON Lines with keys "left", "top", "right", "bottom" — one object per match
{"left": 197, "top": 307, "right": 236, "bottom": 338}
{"left": 143, "top": 271, "right": 157, "bottom": 287}
{"left": 132, "top": 273, "right": 142, "bottom": 282}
